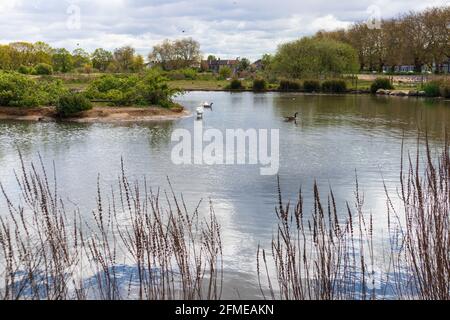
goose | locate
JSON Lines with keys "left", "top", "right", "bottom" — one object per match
{"left": 284, "top": 112, "right": 299, "bottom": 122}
{"left": 203, "top": 102, "right": 214, "bottom": 109}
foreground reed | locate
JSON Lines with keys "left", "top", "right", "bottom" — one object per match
{"left": 257, "top": 177, "right": 375, "bottom": 300}
{"left": 258, "top": 136, "right": 449, "bottom": 300}
{"left": 0, "top": 134, "right": 448, "bottom": 300}
{"left": 386, "top": 137, "right": 449, "bottom": 300}
{"left": 0, "top": 155, "right": 222, "bottom": 300}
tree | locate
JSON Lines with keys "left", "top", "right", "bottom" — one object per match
{"left": 422, "top": 7, "right": 450, "bottom": 72}
{"left": 237, "top": 58, "right": 251, "bottom": 72}
{"left": 92, "top": 48, "right": 113, "bottom": 72}
{"left": 33, "top": 41, "right": 53, "bottom": 65}
{"left": 132, "top": 54, "right": 145, "bottom": 72}
{"left": 272, "top": 37, "right": 359, "bottom": 78}
{"left": 72, "top": 48, "right": 91, "bottom": 69}
{"left": 261, "top": 54, "right": 274, "bottom": 71}
{"left": 149, "top": 38, "right": 201, "bottom": 70}
{"left": 52, "top": 48, "right": 74, "bottom": 73}
{"left": 0, "top": 45, "right": 13, "bottom": 70}
{"left": 315, "top": 6, "right": 450, "bottom": 73}
{"left": 400, "top": 11, "right": 431, "bottom": 72}
{"left": 9, "top": 42, "right": 35, "bottom": 68}
{"left": 113, "top": 46, "right": 136, "bottom": 73}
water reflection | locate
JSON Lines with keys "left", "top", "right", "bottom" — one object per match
{"left": 0, "top": 92, "right": 448, "bottom": 298}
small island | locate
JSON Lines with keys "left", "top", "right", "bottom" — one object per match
{"left": 0, "top": 70, "right": 189, "bottom": 123}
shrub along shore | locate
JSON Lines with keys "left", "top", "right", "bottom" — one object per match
{"left": 167, "top": 77, "right": 450, "bottom": 98}
{"left": 0, "top": 70, "right": 186, "bottom": 121}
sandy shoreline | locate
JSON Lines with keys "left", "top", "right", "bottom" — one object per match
{"left": 0, "top": 106, "right": 191, "bottom": 123}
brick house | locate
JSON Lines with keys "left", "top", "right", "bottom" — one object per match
{"left": 201, "top": 58, "right": 239, "bottom": 74}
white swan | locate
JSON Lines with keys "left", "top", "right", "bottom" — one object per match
{"left": 196, "top": 106, "right": 204, "bottom": 119}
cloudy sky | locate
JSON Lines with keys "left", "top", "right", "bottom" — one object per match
{"left": 0, "top": 0, "right": 448, "bottom": 60}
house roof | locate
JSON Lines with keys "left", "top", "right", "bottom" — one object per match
{"left": 202, "top": 59, "right": 239, "bottom": 66}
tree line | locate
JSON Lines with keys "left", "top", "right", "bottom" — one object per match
{"left": 313, "top": 6, "right": 450, "bottom": 73}
{"left": 0, "top": 42, "right": 146, "bottom": 74}
{"left": 0, "top": 7, "right": 447, "bottom": 77}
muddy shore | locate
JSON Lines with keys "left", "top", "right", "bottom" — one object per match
{"left": 0, "top": 106, "right": 191, "bottom": 123}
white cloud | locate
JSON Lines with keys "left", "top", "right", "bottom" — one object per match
{"left": 0, "top": 0, "right": 448, "bottom": 61}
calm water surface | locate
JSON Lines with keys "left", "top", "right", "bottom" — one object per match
{"left": 0, "top": 92, "right": 448, "bottom": 298}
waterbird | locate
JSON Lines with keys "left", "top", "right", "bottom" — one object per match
{"left": 284, "top": 112, "right": 299, "bottom": 122}
{"left": 196, "top": 106, "right": 204, "bottom": 119}
{"left": 203, "top": 102, "right": 214, "bottom": 110}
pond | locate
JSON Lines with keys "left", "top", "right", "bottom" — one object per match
{"left": 0, "top": 92, "right": 448, "bottom": 298}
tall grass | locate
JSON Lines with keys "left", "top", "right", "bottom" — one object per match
{"left": 0, "top": 154, "right": 222, "bottom": 300}
{"left": 386, "top": 136, "right": 449, "bottom": 300}
{"left": 258, "top": 136, "right": 449, "bottom": 300}
{"left": 257, "top": 177, "right": 375, "bottom": 300}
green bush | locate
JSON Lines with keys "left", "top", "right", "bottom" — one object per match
{"left": 278, "top": 79, "right": 301, "bottom": 91}
{"left": 18, "top": 65, "right": 33, "bottom": 75}
{"left": 37, "top": 79, "right": 69, "bottom": 106}
{"left": 34, "top": 63, "right": 53, "bottom": 75}
{"left": 321, "top": 80, "right": 347, "bottom": 93}
{"left": 228, "top": 79, "right": 243, "bottom": 90}
{"left": 56, "top": 93, "right": 93, "bottom": 118}
{"left": 0, "top": 71, "right": 68, "bottom": 107}
{"left": 423, "top": 81, "right": 441, "bottom": 97}
{"left": 253, "top": 78, "right": 267, "bottom": 92}
{"left": 85, "top": 74, "right": 139, "bottom": 105}
{"left": 303, "top": 80, "right": 321, "bottom": 93}
{"left": 85, "top": 71, "right": 178, "bottom": 108}
{"left": 219, "top": 67, "right": 232, "bottom": 80}
{"left": 166, "top": 72, "right": 185, "bottom": 80}
{"left": 440, "top": 81, "right": 450, "bottom": 98}
{"left": 181, "top": 68, "right": 197, "bottom": 80}
{"left": 370, "top": 78, "right": 394, "bottom": 94}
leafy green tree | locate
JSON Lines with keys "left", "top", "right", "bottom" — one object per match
{"left": 237, "top": 58, "right": 251, "bottom": 72}
{"left": 0, "top": 45, "right": 13, "bottom": 70}
{"left": 33, "top": 41, "right": 53, "bottom": 65}
{"left": 132, "top": 54, "right": 145, "bottom": 72}
{"left": 9, "top": 42, "right": 35, "bottom": 68}
{"left": 272, "top": 37, "right": 359, "bottom": 78}
{"left": 72, "top": 48, "right": 91, "bottom": 69}
{"left": 92, "top": 48, "right": 113, "bottom": 72}
{"left": 261, "top": 54, "right": 274, "bottom": 71}
{"left": 52, "top": 48, "right": 74, "bottom": 73}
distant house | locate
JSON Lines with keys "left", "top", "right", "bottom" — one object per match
{"left": 382, "top": 65, "right": 418, "bottom": 73}
{"left": 382, "top": 58, "right": 450, "bottom": 74}
{"left": 437, "top": 58, "right": 450, "bottom": 73}
{"left": 201, "top": 58, "right": 239, "bottom": 74}
{"left": 251, "top": 59, "right": 263, "bottom": 71}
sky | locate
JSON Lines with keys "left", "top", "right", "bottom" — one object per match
{"left": 0, "top": 0, "right": 449, "bottom": 61}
